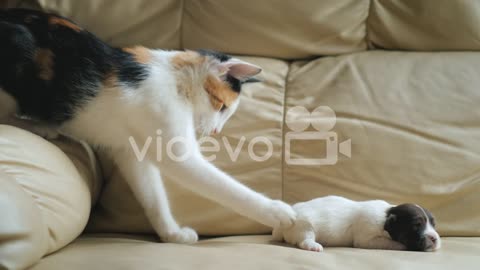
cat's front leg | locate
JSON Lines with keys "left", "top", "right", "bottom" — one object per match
{"left": 160, "top": 150, "right": 295, "bottom": 229}
{"left": 111, "top": 149, "right": 198, "bottom": 244}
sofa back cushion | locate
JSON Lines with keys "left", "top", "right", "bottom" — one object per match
{"left": 35, "top": 0, "right": 480, "bottom": 57}
{"left": 369, "top": 0, "right": 480, "bottom": 51}
{"left": 37, "top": 0, "right": 183, "bottom": 50}
{"left": 36, "top": 0, "right": 369, "bottom": 59}
{"left": 285, "top": 51, "right": 480, "bottom": 236}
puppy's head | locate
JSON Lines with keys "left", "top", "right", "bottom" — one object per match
{"left": 384, "top": 204, "right": 441, "bottom": 252}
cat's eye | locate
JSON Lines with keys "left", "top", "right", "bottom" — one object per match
{"left": 220, "top": 104, "right": 227, "bottom": 112}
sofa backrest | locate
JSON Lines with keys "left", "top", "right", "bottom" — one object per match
{"left": 4, "top": 0, "right": 479, "bottom": 238}
{"left": 12, "top": 0, "right": 478, "bottom": 59}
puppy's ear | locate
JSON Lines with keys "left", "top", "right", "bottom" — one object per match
{"left": 422, "top": 207, "right": 436, "bottom": 227}
{"left": 384, "top": 213, "right": 397, "bottom": 232}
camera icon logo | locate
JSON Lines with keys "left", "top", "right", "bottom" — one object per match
{"left": 285, "top": 106, "right": 351, "bottom": 165}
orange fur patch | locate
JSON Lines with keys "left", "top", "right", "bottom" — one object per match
{"left": 123, "top": 46, "right": 151, "bottom": 64}
{"left": 172, "top": 51, "right": 206, "bottom": 100}
{"left": 171, "top": 51, "right": 205, "bottom": 69}
{"left": 49, "top": 16, "right": 82, "bottom": 32}
{"left": 34, "top": 49, "right": 55, "bottom": 81}
{"left": 208, "top": 92, "right": 224, "bottom": 111}
{"left": 204, "top": 75, "right": 239, "bottom": 110}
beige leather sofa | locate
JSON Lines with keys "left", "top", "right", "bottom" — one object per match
{"left": 1, "top": 1, "right": 479, "bottom": 269}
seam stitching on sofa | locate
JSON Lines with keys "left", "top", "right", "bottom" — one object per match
{"left": 366, "top": 0, "right": 373, "bottom": 49}
{"left": 179, "top": 0, "right": 185, "bottom": 49}
{"left": 280, "top": 62, "right": 292, "bottom": 201}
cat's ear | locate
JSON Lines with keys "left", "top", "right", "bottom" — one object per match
{"left": 219, "top": 58, "right": 262, "bottom": 81}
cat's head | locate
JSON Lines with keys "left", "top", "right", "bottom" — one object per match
{"left": 171, "top": 49, "right": 262, "bottom": 135}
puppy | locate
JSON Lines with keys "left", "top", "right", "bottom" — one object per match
{"left": 272, "top": 196, "right": 441, "bottom": 252}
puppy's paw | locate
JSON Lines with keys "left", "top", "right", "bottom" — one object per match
{"left": 299, "top": 239, "right": 324, "bottom": 252}
{"left": 391, "top": 241, "right": 407, "bottom": 251}
{"left": 267, "top": 200, "right": 296, "bottom": 228}
{"left": 161, "top": 227, "right": 198, "bottom": 244}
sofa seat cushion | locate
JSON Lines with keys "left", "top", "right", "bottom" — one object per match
{"left": 31, "top": 234, "right": 480, "bottom": 270}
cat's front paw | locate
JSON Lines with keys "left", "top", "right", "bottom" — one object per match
{"left": 161, "top": 227, "right": 198, "bottom": 244}
{"left": 266, "top": 200, "right": 296, "bottom": 228}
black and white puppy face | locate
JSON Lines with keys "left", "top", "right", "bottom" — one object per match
{"left": 384, "top": 204, "right": 441, "bottom": 252}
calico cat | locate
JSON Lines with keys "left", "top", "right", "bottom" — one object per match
{"left": 0, "top": 8, "right": 295, "bottom": 243}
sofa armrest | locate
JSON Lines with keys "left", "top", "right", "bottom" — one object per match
{"left": 0, "top": 125, "right": 101, "bottom": 269}
{"left": 0, "top": 171, "right": 47, "bottom": 270}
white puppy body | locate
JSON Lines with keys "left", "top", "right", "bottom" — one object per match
{"left": 273, "top": 196, "right": 440, "bottom": 252}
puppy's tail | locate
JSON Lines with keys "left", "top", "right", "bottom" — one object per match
{"left": 271, "top": 226, "right": 284, "bottom": 241}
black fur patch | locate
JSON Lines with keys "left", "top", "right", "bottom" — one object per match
{"left": 0, "top": 8, "right": 149, "bottom": 124}
{"left": 384, "top": 204, "right": 437, "bottom": 251}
